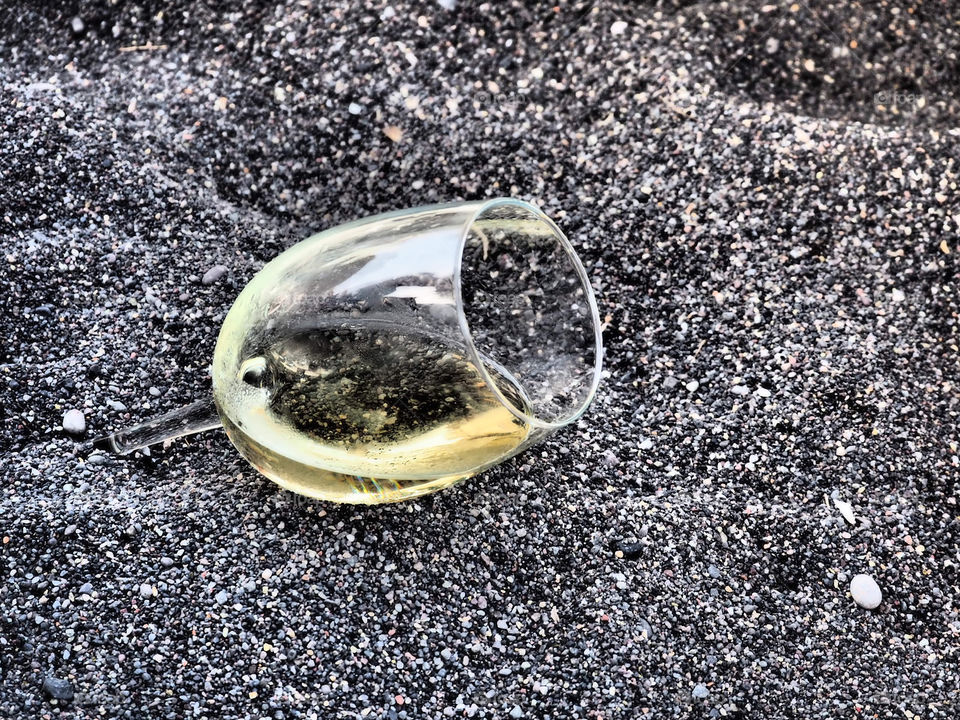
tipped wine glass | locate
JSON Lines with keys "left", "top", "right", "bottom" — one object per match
{"left": 95, "top": 199, "right": 603, "bottom": 503}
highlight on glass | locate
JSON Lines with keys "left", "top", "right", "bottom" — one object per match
{"left": 95, "top": 199, "right": 603, "bottom": 503}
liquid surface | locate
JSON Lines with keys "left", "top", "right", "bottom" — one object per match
{"left": 214, "top": 323, "right": 532, "bottom": 503}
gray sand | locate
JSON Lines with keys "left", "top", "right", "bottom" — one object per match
{"left": 2, "top": 2, "right": 958, "bottom": 718}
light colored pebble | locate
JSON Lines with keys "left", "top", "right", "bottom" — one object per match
{"left": 62, "top": 409, "right": 86, "bottom": 435}
{"left": 850, "top": 574, "right": 882, "bottom": 609}
{"left": 833, "top": 496, "right": 856, "bottom": 525}
{"left": 202, "top": 264, "right": 228, "bottom": 285}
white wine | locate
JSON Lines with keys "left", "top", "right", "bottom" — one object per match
{"left": 94, "top": 201, "right": 601, "bottom": 505}
{"left": 213, "top": 322, "right": 533, "bottom": 503}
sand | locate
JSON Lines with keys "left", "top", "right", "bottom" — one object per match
{"left": 2, "top": 2, "right": 958, "bottom": 718}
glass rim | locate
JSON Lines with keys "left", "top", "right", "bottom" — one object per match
{"left": 453, "top": 197, "right": 603, "bottom": 431}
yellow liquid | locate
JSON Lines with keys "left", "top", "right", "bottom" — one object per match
{"left": 214, "top": 323, "right": 532, "bottom": 503}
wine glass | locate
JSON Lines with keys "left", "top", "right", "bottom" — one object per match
{"left": 95, "top": 199, "right": 603, "bottom": 503}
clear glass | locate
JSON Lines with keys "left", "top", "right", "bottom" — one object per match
{"left": 95, "top": 199, "right": 602, "bottom": 503}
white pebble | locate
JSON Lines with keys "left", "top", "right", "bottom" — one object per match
{"left": 850, "top": 574, "right": 882, "bottom": 609}
{"left": 139, "top": 583, "right": 153, "bottom": 598}
{"left": 62, "top": 409, "right": 86, "bottom": 435}
{"left": 348, "top": 102, "right": 363, "bottom": 115}
{"left": 610, "top": 21, "right": 628, "bottom": 36}
{"left": 833, "top": 496, "right": 856, "bottom": 525}
{"left": 686, "top": 379, "right": 699, "bottom": 392}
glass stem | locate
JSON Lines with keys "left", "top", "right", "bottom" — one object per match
{"left": 93, "top": 397, "right": 222, "bottom": 455}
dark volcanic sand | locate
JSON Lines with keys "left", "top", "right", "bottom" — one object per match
{"left": 2, "top": 2, "right": 959, "bottom": 719}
